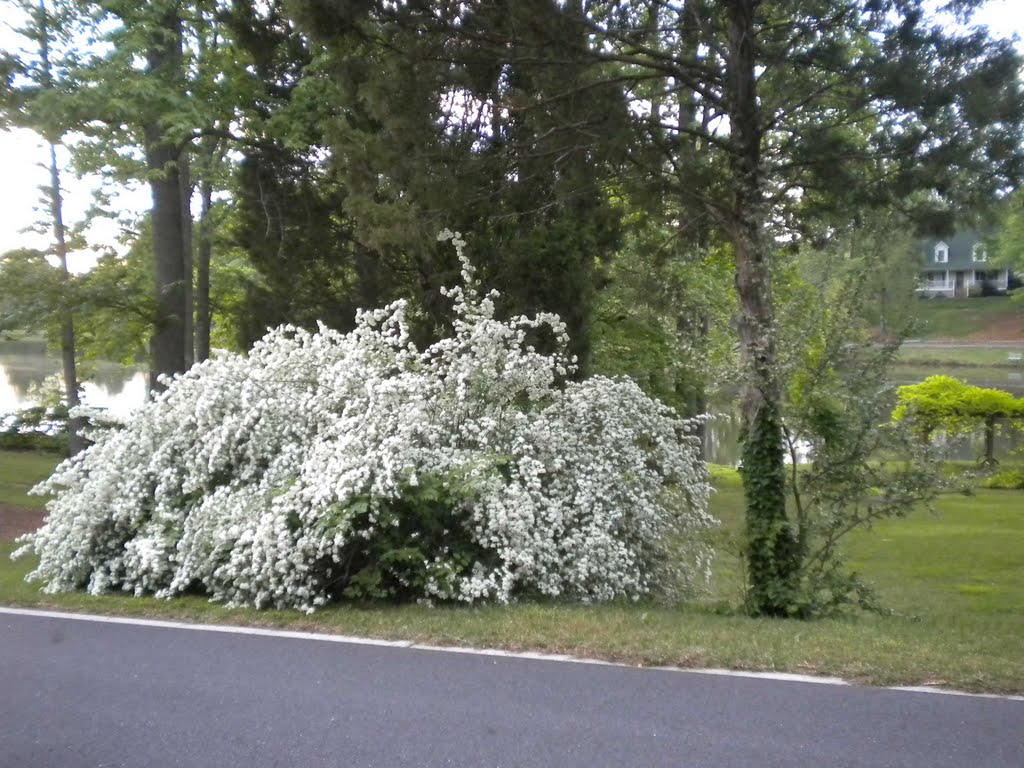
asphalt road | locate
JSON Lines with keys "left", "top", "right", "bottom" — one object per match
{"left": 1, "top": 610, "right": 1021, "bottom": 768}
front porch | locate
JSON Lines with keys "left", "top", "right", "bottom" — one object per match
{"left": 917, "top": 269, "right": 1009, "bottom": 298}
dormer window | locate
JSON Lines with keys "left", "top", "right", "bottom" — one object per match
{"left": 972, "top": 243, "right": 987, "bottom": 262}
{"left": 934, "top": 242, "right": 948, "bottom": 263}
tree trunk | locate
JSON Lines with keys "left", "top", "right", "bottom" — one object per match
{"left": 679, "top": 0, "right": 709, "bottom": 451}
{"left": 48, "top": 142, "right": 85, "bottom": 456}
{"left": 145, "top": 5, "right": 188, "bottom": 390}
{"left": 192, "top": 14, "right": 223, "bottom": 365}
{"left": 38, "top": 1, "right": 84, "bottom": 455}
{"left": 983, "top": 417, "right": 998, "bottom": 466}
{"left": 724, "top": 0, "right": 799, "bottom": 617}
{"left": 195, "top": 172, "right": 213, "bottom": 363}
{"left": 355, "top": 242, "right": 381, "bottom": 311}
{"left": 180, "top": 149, "right": 194, "bottom": 368}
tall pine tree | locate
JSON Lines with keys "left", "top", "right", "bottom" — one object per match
{"left": 294, "top": 0, "right": 1024, "bottom": 615}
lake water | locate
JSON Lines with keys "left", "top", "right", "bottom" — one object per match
{"left": 1, "top": 340, "right": 1021, "bottom": 465}
{"left": 0, "top": 340, "right": 147, "bottom": 420}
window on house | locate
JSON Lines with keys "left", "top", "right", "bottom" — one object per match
{"left": 935, "top": 244, "right": 948, "bottom": 263}
{"left": 972, "top": 243, "right": 987, "bottom": 262}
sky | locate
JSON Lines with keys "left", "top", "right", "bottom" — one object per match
{"left": 1, "top": 0, "right": 1024, "bottom": 266}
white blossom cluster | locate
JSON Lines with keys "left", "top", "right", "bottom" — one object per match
{"left": 16, "top": 233, "right": 715, "bottom": 610}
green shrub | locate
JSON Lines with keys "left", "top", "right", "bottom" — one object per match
{"left": 980, "top": 468, "right": 1024, "bottom": 490}
{"left": 0, "top": 406, "right": 69, "bottom": 454}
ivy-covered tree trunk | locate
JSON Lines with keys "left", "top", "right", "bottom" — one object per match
{"left": 725, "top": 0, "right": 799, "bottom": 616}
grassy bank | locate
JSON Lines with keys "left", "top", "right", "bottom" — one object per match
{"left": 2, "top": 451, "right": 1022, "bottom": 693}
{"left": 912, "top": 295, "right": 1023, "bottom": 340}
{"left": 895, "top": 346, "right": 1024, "bottom": 368}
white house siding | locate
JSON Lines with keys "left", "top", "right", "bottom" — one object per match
{"left": 917, "top": 268, "right": 1010, "bottom": 298}
{"left": 967, "top": 269, "right": 1010, "bottom": 294}
{"left": 918, "top": 232, "right": 1011, "bottom": 298}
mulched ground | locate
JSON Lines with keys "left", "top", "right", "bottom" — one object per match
{"left": 0, "top": 503, "right": 45, "bottom": 542}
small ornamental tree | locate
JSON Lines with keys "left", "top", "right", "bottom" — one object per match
{"left": 761, "top": 268, "right": 949, "bottom": 617}
{"left": 15, "top": 233, "right": 715, "bottom": 610}
{"left": 893, "top": 376, "right": 1024, "bottom": 465}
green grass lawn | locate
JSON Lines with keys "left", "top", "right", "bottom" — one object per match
{"left": 2, "top": 451, "right": 1022, "bottom": 693}
{"left": 849, "top": 490, "right": 1024, "bottom": 620}
{"left": 912, "top": 295, "right": 1023, "bottom": 340}
{"left": 895, "top": 346, "right": 1024, "bottom": 368}
{"left": 0, "top": 450, "right": 63, "bottom": 509}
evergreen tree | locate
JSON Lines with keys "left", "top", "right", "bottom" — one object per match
{"left": 221, "top": 0, "right": 377, "bottom": 345}
{"left": 289, "top": 0, "right": 630, "bottom": 369}
{"left": 303, "top": 0, "right": 1024, "bottom": 615}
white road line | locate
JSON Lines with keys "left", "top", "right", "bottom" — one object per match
{"left": 0, "top": 606, "right": 415, "bottom": 649}
{"left": 2, "top": 605, "right": 1022, "bottom": 702}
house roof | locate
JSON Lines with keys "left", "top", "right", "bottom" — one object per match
{"left": 920, "top": 231, "right": 992, "bottom": 271}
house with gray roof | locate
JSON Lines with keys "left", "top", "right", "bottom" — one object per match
{"left": 918, "top": 231, "right": 1010, "bottom": 298}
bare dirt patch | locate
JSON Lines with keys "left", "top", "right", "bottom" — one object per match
{"left": 0, "top": 503, "right": 45, "bottom": 541}
{"left": 967, "top": 314, "right": 1024, "bottom": 341}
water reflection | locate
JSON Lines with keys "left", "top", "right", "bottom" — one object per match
{"left": 0, "top": 340, "right": 51, "bottom": 401}
{"left": 703, "top": 410, "right": 744, "bottom": 467}
{"left": 0, "top": 341, "right": 147, "bottom": 419}
{"left": 80, "top": 374, "right": 148, "bottom": 418}
{"left": 89, "top": 364, "right": 135, "bottom": 398}
{"left": 703, "top": 407, "right": 1023, "bottom": 467}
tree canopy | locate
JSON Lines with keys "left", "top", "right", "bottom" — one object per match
{"left": 894, "top": 375, "right": 1024, "bottom": 463}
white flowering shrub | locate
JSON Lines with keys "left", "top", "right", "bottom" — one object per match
{"left": 16, "top": 232, "right": 714, "bottom": 610}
